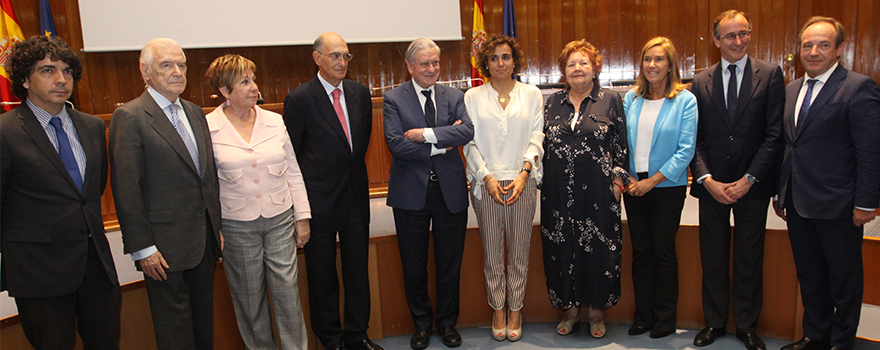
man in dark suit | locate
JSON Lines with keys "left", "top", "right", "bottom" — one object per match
{"left": 689, "top": 10, "right": 784, "bottom": 350}
{"left": 109, "top": 38, "right": 222, "bottom": 350}
{"left": 383, "top": 38, "right": 474, "bottom": 350}
{"left": 776, "top": 16, "right": 880, "bottom": 350}
{"left": 0, "top": 36, "right": 120, "bottom": 350}
{"left": 283, "top": 32, "right": 381, "bottom": 350}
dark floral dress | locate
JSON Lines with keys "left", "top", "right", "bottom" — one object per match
{"left": 540, "top": 84, "right": 629, "bottom": 309}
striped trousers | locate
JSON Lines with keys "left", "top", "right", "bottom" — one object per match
{"left": 470, "top": 178, "right": 537, "bottom": 311}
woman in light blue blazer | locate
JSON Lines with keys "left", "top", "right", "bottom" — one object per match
{"left": 622, "top": 37, "right": 697, "bottom": 339}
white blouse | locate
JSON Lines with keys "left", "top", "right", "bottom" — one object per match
{"left": 206, "top": 105, "right": 311, "bottom": 222}
{"left": 463, "top": 81, "right": 545, "bottom": 199}
{"left": 634, "top": 98, "right": 664, "bottom": 173}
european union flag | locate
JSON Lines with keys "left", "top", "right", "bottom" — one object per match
{"left": 40, "top": 0, "right": 56, "bottom": 37}
{"left": 502, "top": 0, "right": 517, "bottom": 39}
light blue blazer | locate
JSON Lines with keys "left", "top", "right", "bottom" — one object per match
{"left": 623, "top": 89, "right": 698, "bottom": 188}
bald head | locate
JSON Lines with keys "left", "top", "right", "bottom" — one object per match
{"left": 312, "top": 32, "right": 351, "bottom": 87}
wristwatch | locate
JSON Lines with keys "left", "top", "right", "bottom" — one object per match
{"left": 521, "top": 167, "right": 532, "bottom": 174}
{"left": 745, "top": 173, "right": 757, "bottom": 184}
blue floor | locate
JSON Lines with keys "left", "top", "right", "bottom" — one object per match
{"left": 375, "top": 322, "right": 880, "bottom": 350}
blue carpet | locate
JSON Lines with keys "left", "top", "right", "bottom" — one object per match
{"left": 375, "top": 323, "right": 880, "bottom": 350}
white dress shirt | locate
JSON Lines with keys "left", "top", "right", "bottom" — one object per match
{"left": 463, "top": 81, "right": 544, "bottom": 199}
{"left": 317, "top": 72, "right": 352, "bottom": 149}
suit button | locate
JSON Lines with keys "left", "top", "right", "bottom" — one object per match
{"left": 252, "top": 162, "right": 257, "bottom": 168}
{"left": 253, "top": 179, "right": 259, "bottom": 184}
{"left": 200, "top": 208, "right": 207, "bottom": 215}
{"left": 729, "top": 136, "right": 734, "bottom": 141}
{"left": 726, "top": 156, "right": 731, "bottom": 160}
{"left": 255, "top": 193, "right": 262, "bottom": 199}
{"left": 793, "top": 143, "right": 798, "bottom": 148}
{"left": 247, "top": 149, "right": 255, "bottom": 154}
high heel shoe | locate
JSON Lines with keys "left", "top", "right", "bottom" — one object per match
{"left": 507, "top": 310, "right": 522, "bottom": 341}
{"left": 589, "top": 319, "right": 606, "bottom": 338}
{"left": 556, "top": 315, "right": 579, "bottom": 335}
{"left": 491, "top": 311, "right": 506, "bottom": 341}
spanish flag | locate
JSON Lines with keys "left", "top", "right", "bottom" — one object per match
{"left": 1, "top": 0, "right": 24, "bottom": 112}
{"left": 470, "top": 0, "right": 486, "bottom": 87}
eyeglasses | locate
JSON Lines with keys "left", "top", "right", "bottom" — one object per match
{"left": 720, "top": 30, "right": 751, "bottom": 41}
{"left": 318, "top": 51, "right": 354, "bottom": 62}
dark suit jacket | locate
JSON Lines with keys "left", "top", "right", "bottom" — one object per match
{"left": 690, "top": 57, "right": 785, "bottom": 201}
{"left": 383, "top": 81, "right": 474, "bottom": 213}
{"left": 777, "top": 65, "right": 880, "bottom": 219}
{"left": 283, "top": 78, "right": 372, "bottom": 232}
{"left": 1, "top": 104, "right": 118, "bottom": 298}
{"left": 109, "top": 91, "right": 222, "bottom": 271}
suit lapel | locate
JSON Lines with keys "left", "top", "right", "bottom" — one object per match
{"left": 708, "top": 63, "right": 731, "bottom": 128}
{"left": 343, "top": 80, "right": 362, "bottom": 155}
{"left": 142, "top": 92, "right": 200, "bottom": 177}
{"left": 784, "top": 78, "right": 802, "bottom": 140}
{"left": 797, "top": 65, "right": 846, "bottom": 136}
{"left": 18, "top": 106, "right": 82, "bottom": 194}
{"left": 312, "top": 78, "right": 351, "bottom": 148}
{"left": 403, "top": 82, "right": 429, "bottom": 127}
{"left": 435, "top": 86, "right": 449, "bottom": 126}
{"left": 183, "top": 100, "right": 210, "bottom": 177}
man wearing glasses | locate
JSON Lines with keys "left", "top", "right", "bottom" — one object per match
{"left": 283, "top": 32, "right": 381, "bottom": 350}
{"left": 689, "top": 10, "right": 785, "bottom": 350}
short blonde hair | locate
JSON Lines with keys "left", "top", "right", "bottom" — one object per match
{"left": 557, "top": 39, "right": 603, "bottom": 88}
{"left": 205, "top": 54, "right": 256, "bottom": 98}
{"left": 634, "top": 37, "right": 686, "bottom": 99}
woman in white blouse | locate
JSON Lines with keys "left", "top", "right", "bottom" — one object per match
{"left": 205, "top": 54, "right": 311, "bottom": 349}
{"left": 463, "top": 34, "right": 544, "bottom": 342}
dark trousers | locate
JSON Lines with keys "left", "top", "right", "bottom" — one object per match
{"left": 305, "top": 204, "right": 372, "bottom": 347}
{"left": 623, "top": 185, "right": 686, "bottom": 332}
{"left": 698, "top": 197, "right": 768, "bottom": 332}
{"left": 786, "top": 192, "right": 863, "bottom": 349}
{"left": 144, "top": 228, "right": 216, "bottom": 350}
{"left": 16, "top": 238, "right": 121, "bottom": 350}
{"left": 394, "top": 180, "right": 468, "bottom": 330}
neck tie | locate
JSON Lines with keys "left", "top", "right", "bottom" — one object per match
{"left": 331, "top": 89, "right": 351, "bottom": 146}
{"left": 797, "top": 79, "right": 818, "bottom": 132}
{"left": 421, "top": 90, "right": 436, "bottom": 127}
{"left": 169, "top": 104, "right": 201, "bottom": 176}
{"left": 727, "top": 64, "right": 738, "bottom": 121}
{"left": 49, "top": 117, "right": 83, "bottom": 193}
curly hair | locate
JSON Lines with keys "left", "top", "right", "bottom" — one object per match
{"left": 476, "top": 34, "right": 524, "bottom": 80}
{"left": 9, "top": 36, "right": 82, "bottom": 100}
{"left": 557, "top": 39, "right": 603, "bottom": 88}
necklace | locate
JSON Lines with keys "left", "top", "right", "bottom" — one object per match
{"left": 499, "top": 95, "right": 508, "bottom": 103}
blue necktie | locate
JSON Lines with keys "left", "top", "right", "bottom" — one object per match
{"left": 796, "top": 79, "right": 818, "bottom": 132}
{"left": 49, "top": 117, "right": 83, "bottom": 193}
{"left": 169, "top": 104, "right": 201, "bottom": 177}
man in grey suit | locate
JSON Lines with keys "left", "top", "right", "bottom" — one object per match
{"left": 109, "top": 38, "right": 222, "bottom": 349}
{"left": 689, "top": 10, "right": 784, "bottom": 350}
{"left": 383, "top": 38, "right": 474, "bottom": 349}
{"left": 1, "top": 35, "right": 120, "bottom": 350}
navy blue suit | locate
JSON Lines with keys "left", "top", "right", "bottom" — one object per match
{"left": 778, "top": 64, "right": 880, "bottom": 349}
{"left": 383, "top": 81, "right": 474, "bottom": 330}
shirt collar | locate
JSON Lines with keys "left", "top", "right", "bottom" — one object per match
{"left": 26, "top": 98, "right": 71, "bottom": 129}
{"left": 317, "top": 72, "right": 344, "bottom": 96}
{"left": 412, "top": 79, "right": 434, "bottom": 94}
{"left": 721, "top": 54, "right": 749, "bottom": 74}
{"left": 147, "top": 85, "right": 181, "bottom": 111}
{"left": 805, "top": 61, "right": 838, "bottom": 84}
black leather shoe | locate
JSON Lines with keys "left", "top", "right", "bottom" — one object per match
{"left": 694, "top": 327, "right": 726, "bottom": 346}
{"left": 438, "top": 325, "right": 462, "bottom": 347}
{"left": 781, "top": 337, "right": 830, "bottom": 350}
{"left": 737, "top": 332, "right": 767, "bottom": 350}
{"left": 829, "top": 347, "right": 851, "bottom": 350}
{"left": 325, "top": 345, "right": 344, "bottom": 350}
{"left": 650, "top": 328, "right": 675, "bottom": 338}
{"left": 345, "top": 339, "right": 384, "bottom": 350}
{"left": 411, "top": 329, "right": 431, "bottom": 350}
{"left": 628, "top": 324, "right": 652, "bottom": 336}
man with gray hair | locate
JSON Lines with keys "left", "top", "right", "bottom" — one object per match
{"left": 383, "top": 38, "right": 474, "bottom": 349}
{"left": 110, "top": 38, "right": 222, "bottom": 349}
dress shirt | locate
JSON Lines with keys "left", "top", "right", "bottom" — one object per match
{"left": 207, "top": 105, "right": 311, "bottom": 222}
{"left": 26, "top": 99, "right": 87, "bottom": 179}
{"left": 412, "top": 79, "right": 446, "bottom": 156}
{"left": 130, "top": 87, "right": 200, "bottom": 261}
{"left": 317, "top": 72, "right": 352, "bottom": 149}
{"left": 463, "top": 81, "right": 544, "bottom": 199}
{"left": 794, "top": 61, "right": 837, "bottom": 126}
{"left": 722, "top": 55, "right": 748, "bottom": 107}
{"left": 634, "top": 99, "right": 663, "bottom": 173}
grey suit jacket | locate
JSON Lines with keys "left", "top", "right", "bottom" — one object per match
{"left": 1, "top": 104, "right": 118, "bottom": 297}
{"left": 109, "top": 91, "right": 221, "bottom": 271}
